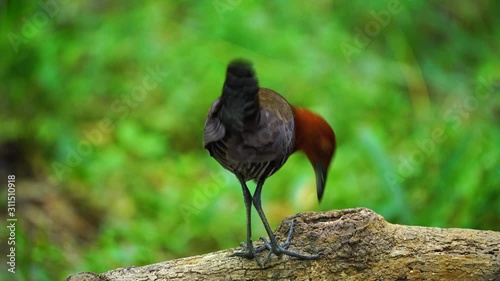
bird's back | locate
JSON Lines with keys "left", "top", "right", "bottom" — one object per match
{"left": 204, "top": 61, "right": 294, "bottom": 181}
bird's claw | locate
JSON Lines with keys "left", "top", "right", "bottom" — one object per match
{"left": 230, "top": 221, "right": 320, "bottom": 266}
{"left": 229, "top": 242, "right": 255, "bottom": 259}
{"left": 258, "top": 219, "right": 320, "bottom": 265}
{"left": 229, "top": 242, "right": 268, "bottom": 266}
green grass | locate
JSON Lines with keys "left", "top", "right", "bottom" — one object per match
{"left": 0, "top": 1, "right": 498, "bottom": 280}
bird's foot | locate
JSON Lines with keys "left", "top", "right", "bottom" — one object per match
{"left": 229, "top": 242, "right": 267, "bottom": 266}
{"left": 229, "top": 242, "right": 256, "bottom": 259}
{"left": 259, "top": 219, "right": 320, "bottom": 265}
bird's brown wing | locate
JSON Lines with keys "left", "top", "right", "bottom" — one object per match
{"left": 229, "top": 88, "right": 294, "bottom": 163}
{"left": 204, "top": 88, "right": 294, "bottom": 180}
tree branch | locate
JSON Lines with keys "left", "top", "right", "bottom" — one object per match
{"left": 66, "top": 208, "right": 500, "bottom": 281}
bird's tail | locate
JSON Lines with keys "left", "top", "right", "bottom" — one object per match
{"left": 218, "top": 59, "right": 260, "bottom": 133}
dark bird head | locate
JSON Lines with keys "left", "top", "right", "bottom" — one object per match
{"left": 292, "top": 107, "right": 336, "bottom": 202}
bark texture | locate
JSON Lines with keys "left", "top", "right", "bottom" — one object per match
{"left": 67, "top": 208, "right": 500, "bottom": 281}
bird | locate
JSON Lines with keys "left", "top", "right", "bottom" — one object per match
{"left": 203, "top": 59, "right": 336, "bottom": 266}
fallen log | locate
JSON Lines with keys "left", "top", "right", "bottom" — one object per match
{"left": 66, "top": 208, "right": 500, "bottom": 281}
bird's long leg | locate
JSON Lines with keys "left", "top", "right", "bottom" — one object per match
{"left": 229, "top": 175, "right": 263, "bottom": 266}
{"left": 252, "top": 179, "right": 320, "bottom": 265}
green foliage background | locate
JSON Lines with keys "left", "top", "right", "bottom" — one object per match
{"left": 0, "top": 1, "right": 498, "bottom": 280}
